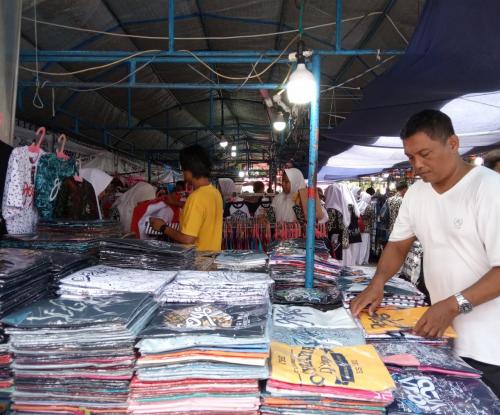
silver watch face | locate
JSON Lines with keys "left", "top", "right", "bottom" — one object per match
{"left": 460, "top": 302, "right": 473, "bottom": 314}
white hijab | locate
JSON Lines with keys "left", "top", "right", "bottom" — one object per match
{"left": 358, "top": 191, "right": 372, "bottom": 215}
{"left": 112, "top": 182, "right": 157, "bottom": 232}
{"left": 350, "top": 184, "right": 361, "bottom": 202}
{"left": 218, "top": 178, "right": 235, "bottom": 202}
{"left": 272, "top": 168, "right": 306, "bottom": 222}
{"left": 219, "top": 178, "right": 247, "bottom": 204}
{"left": 80, "top": 168, "right": 113, "bottom": 219}
{"left": 325, "top": 183, "right": 359, "bottom": 227}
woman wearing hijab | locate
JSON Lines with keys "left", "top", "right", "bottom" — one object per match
{"left": 357, "top": 190, "right": 375, "bottom": 265}
{"left": 324, "top": 183, "right": 361, "bottom": 265}
{"left": 271, "top": 168, "right": 324, "bottom": 224}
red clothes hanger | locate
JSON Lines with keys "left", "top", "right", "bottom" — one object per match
{"left": 28, "top": 127, "right": 46, "bottom": 153}
{"left": 56, "top": 134, "right": 70, "bottom": 160}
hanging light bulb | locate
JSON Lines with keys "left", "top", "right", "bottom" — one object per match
{"left": 273, "top": 112, "right": 286, "bottom": 131}
{"left": 231, "top": 145, "right": 237, "bottom": 151}
{"left": 287, "top": 41, "right": 317, "bottom": 105}
{"left": 220, "top": 140, "right": 228, "bottom": 148}
{"left": 474, "top": 156, "right": 484, "bottom": 166}
{"left": 238, "top": 171, "right": 245, "bottom": 178}
{"left": 231, "top": 151, "right": 237, "bottom": 157}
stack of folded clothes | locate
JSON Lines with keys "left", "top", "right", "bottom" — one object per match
{"left": 44, "top": 251, "right": 97, "bottom": 296}
{"left": 372, "top": 340, "right": 500, "bottom": 414}
{"left": 267, "top": 239, "right": 350, "bottom": 292}
{"left": 0, "top": 220, "right": 122, "bottom": 254}
{"left": 0, "top": 249, "right": 52, "bottom": 319}
{"left": 356, "top": 306, "right": 456, "bottom": 346}
{"left": 158, "top": 270, "right": 274, "bottom": 305}
{"left": 261, "top": 342, "right": 395, "bottom": 415}
{"left": 272, "top": 286, "right": 342, "bottom": 310}
{"left": 2, "top": 293, "right": 158, "bottom": 415}
{"left": 339, "top": 274, "right": 427, "bottom": 308}
{"left": 0, "top": 249, "right": 53, "bottom": 412}
{"left": 58, "top": 265, "right": 177, "bottom": 300}
{"left": 388, "top": 369, "right": 500, "bottom": 414}
{"left": 99, "top": 239, "right": 195, "bottom": 271}
{"left": 130, "top": 301, "right": 272, "bottom": 413}
{"left": 0, "top": 342, "right": 12, "bottom": 407}
{"left": 214, "top": 251, "right": 268, "bottom": 272}
{"left": 272, "top": 304, "right": 365, "bottom": 348}
{"left": 36, "top": 219, "right": 122, "bottom": 236}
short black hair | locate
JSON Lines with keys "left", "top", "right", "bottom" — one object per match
{"left": 484, "top": 149, "right": 500, "bottom": 170}
{"left": 396, "top": 181, "right": 408, "bottom": 191}
{"left": 400, "top": 109, "right": 455, "bottom": 142}
{"left": 179, "top": 145, "right": 212, "bottom": 178}
{"left": 366, "top": 187, "right": 376, "bottom": 196}
{"left": 253, "top": 181, "right": 265, "bottom": 193}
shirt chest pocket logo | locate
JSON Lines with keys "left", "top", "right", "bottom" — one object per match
{"left": 453, "top": 217, "right": 464, "bottom": 229}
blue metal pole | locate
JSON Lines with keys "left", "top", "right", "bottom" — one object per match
{"left": 19, "top": 48, "right": 404, "bottom": 62}
{"left": 168, "top": 0, "right": 175, "bottom": 52}
{"left": 304, "top": 54, "right": 321, "bottom": 289}
{"left": 336, "top": 0, "right": 343, "bottom": 51}
{"left": 18, "top": 81, "right": 281, "bottom": 90}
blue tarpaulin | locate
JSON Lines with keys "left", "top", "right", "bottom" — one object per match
{"left": 319, "top": 0, "right": 500, "bottom": 171}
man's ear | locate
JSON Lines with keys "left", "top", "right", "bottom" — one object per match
{"left": 448, "top": 134, "right": 460, "bottom": 151}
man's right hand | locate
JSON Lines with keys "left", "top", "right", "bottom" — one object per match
{"left": 350, "top": 280, "right": 385, "bottom": 317}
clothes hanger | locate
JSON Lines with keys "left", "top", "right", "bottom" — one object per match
{"left": 56, "top": 134, "right": 70, "bottom": 160}
{"left": 28, "top": 127, "right": 46, "bottom": 153}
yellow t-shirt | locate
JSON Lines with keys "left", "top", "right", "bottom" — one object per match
{"left": 180, "top": 184, "right": 223, "bottom": 251}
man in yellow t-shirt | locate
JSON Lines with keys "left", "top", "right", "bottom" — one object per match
{"left": 150, "top": 145, "right": 223, "bottom": 251}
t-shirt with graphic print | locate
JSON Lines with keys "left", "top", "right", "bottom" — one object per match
{"left": 35, "top": 153, "right": 77, "bottom": 220}
{"left": 2, "top": 146, "right": 44, "bottom": 234}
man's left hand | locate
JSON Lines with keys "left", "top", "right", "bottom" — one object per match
{"left": 413, "top": 297, "right": 459, "bottom": 338}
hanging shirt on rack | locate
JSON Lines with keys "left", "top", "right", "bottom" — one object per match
{"left": 0, "top": 141, "right": 13, "bottom": 235}
{"left": 2, "top": 146, "right": 44, "bottom": 234}
{"left": 54, "top": 177, "right": 99, "bottom": 220}
{"left": 223, "top": 200, "right": 251, "bottom": 219}
{"left": 35, "top": 153, "right": 77, "bottom": 220}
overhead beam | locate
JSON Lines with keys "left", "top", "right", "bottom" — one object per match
{"left": 19, "top": 80, "right": 281, "bottom": 90}
{"left": 333, "top": 0, "right": 399, "bottom": 83}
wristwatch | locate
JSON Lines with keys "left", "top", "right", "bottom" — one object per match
{"left": 454, "top": 293, "right": 473, "bottom": 314}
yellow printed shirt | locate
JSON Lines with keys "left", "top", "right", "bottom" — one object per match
{"left": 270, "top": 342, "right": 395, "bottom": 392}
{"left": 180, "top": 184, "right": 223, "bottom": 252}
{"left": 358, "top": 307, "right": 457, "bottom": 338}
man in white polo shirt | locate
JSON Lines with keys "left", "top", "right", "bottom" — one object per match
{"left": 351, "top": 109, "right": 500, "bottom": 397}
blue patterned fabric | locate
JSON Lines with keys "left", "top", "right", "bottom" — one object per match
{"left": 35, "top": 154, "right": 76, "bottom": 219}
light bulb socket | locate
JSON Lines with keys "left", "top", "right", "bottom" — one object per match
{"left": 295, "top": 40, "right": 306, "bottom": 64}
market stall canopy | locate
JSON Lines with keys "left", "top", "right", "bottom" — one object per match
{"left": 319, "top": 0, "right": 500, "bottom": 165}
{"left": 318, "top": 143, "right": 477, "bottom": 181}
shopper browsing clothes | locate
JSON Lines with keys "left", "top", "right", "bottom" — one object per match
{"left": 150, "top": 145, "right": 223, "bottom": 251}
{"left": 271, "top": 168, "right": 324, "bottom": 224}
{"left": 351, "top": 109, "right": 500, "bottom": 397}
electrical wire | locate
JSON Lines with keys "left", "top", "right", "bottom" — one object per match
{"left": 20, "top": 49, "right": 161, "bottom": 76}
{"left": 321, "top": 55, "right": 396, "bottom": 93}
{"left": 66, "top": 55, "right": 158, "bottom": 92}
{"left": 177, "top": 35, "right": 299, "bottom": 81}
{"left": 32, "top": 0, "right": 44, "bottom": 109}
{"left": 21, "top": 11, "right": 408, "bottom": 43}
